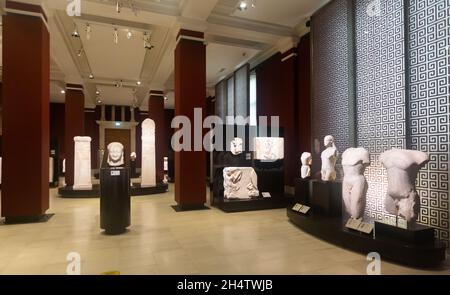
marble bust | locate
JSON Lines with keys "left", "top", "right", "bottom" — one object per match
{"left": 107, "top": 142, "right": 125, "bottom": 167}
{"left": 321, "top": 135, "right": 338, "bottom": 181}
{"left": 342, "top": 147, "right": 370, "bottom": 219}
{"left": 230, "top": 138, "right": 243, "bottom": 155}
{"left": 380, "top": 148, "right": 429, "bottom": 223}
{"left": 300, "top": 152, "right": 312, "bottom": 179}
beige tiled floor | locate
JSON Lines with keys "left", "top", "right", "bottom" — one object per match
{"left": 0, "top": 184, "right": 449, "bottom": 275}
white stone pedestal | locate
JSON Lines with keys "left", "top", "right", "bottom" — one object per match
{"left": 141, "top": 119, "right": 156, "bottom": 187}
{"left": 73, "top": 136, "right": 93, "bottom": 190}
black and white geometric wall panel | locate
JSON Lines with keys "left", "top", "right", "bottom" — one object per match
{"left": 355, "top": 0, "right": 407, "bottom": 223}
{"left": 311, "top": 0, "right": 351, "bottom": 179}
{"left": 408, "top": 0, "right": 450, "bottom": 244}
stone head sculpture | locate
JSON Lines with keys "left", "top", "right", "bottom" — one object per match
{"left": 324, "top": 135, "right": 335, "bottom": 148}
{"left": 130, "top": 152, "right": 137, "bottom": 161}
{"left": 380, "top": 148, "right": 429, "bottom": 223}
{"left": 230, "top": 138, "right": 243, "bottom": 155}
{"left": 342, "top": 147, "right": 370, "bottom": 219}
{"left": 107, "top": 142, "right": 124, "bottom": 167}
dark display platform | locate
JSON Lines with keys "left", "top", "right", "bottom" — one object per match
{"left": 58, "top": 185, "right": 100, "bottom": 198}
{"left": 218, "top": 195, "right": 291, "bottom": 213}
{"left": 310, "top": 180, "right": 342, "bottom": 217}
{"left": 375, "top": 221, "right": 435, "bottom": 244}
{"left": 294, "top": 178, "right": 311, "bottom": 205}
{"left": 100, "top": 167, "right": 130, "bottom": 235}
{"left": 131, "top": 183, "right": 169, "bottom": 196}
{"left": 287, "top": 209, "right": 446, "bottom": 267}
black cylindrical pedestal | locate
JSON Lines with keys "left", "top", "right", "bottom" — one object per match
{"left": 100, "top": 167, "right": 130, "bottom": 235}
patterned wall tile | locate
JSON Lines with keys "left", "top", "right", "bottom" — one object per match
{"left": 408, "top": 0, "right": 450, "bottom": 244}
{"left": 311, "top": 0, "right": 351, "bottom": 178}
{"left": 356, "top": 0, "right": 407, "bottom": 222}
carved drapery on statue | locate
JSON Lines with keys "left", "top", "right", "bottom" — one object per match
{"left": 141, "top": 119, "right": 156, "bottom": 187}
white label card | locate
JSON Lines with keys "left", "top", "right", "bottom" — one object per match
{"left": 298, "top": 205, "right": 311, "bottom": 214}
{"left": 345, "top": 218, "right": 362, "bottom": 231}
{"left": 358, "top": 222, "right": 374, "bottom": 234}
{"left": 262, "top": 192, "right": 271, "bottom": 198}
{"left": 292, "top": 204, "right": 302, "bottom": 212}
{"left": 111, "top": 170, "right": 121, "bottom": 176}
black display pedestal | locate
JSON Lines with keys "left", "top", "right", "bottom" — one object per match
{"left": 100, "top": 167, "right": 130, "bottom": 235}
{"left": 375, "top": 221, "right": 435, "bottom": 244}
{"left": 311, "top": 180, "right": 342, "bottom": 217}
{"left": 294, "top": 178, "right": 311, "bottom": 205}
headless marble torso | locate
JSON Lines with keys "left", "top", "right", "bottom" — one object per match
{"left": 301, "top": 152, "right": 312, "bottom": 179}
{"left": 342, "top": 148, "right": 370, "bottom": 219}
{"left": 321, "top": 136, "right": 338, "bottom": 181}
{"left": 380, "top": 149, "right": 429, "bottom": 223}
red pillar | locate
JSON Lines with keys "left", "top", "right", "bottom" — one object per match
{"left": 148, "top": 90, "right": 166, "bottom": 183}
{"left": 1, "top": 2, "right": 50, "bottom": 222}
{"left": 280, "top": 48, "right": 298, "bottom": 186}
{"left": 64, "top": 85, "right": 85, "bottom": 187}
{"left": 174, "top": 29, "right": 206, "bottom": 210}
{"left": 297, "top": 34, "right": 312, "bottom": 154}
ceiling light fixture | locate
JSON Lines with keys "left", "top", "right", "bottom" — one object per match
{"left": 61, "top": 90, "right": 66, "bottom": 94}
{"left": 96, "top": 90, "right": 100, "bottom": 95}
{"left": 71, "top": 24, "right": 80, "bottom": 38}
{"left": 97, "top": 99, "right": 103, "bottom": 104}
{"left": 113, "top": 28, "right": 119, "bottom": 44}
{"left": 136, "top": 81, "right": 141, "bottom": 86}
{"left": 238, "top": 1, "right": 248, "bottom": 11}
{"left": 89, "top": 74, "right": 94, "bottom": 79}
{"left": 77, "top": 48, "right": 84, "bottom": 57}
{"left": 115, "top": 80, "right": 123, "bottom": 88}
{"left": 164, "top": 96, "right": 168, "bottom": 101}
{"left": 143, "top": 32, "right": 154, "bottom": 50}
{"left": 127, "top": 29, "right": 133, "bottom": 39}
{"left": 116, "top": 0, "right": 122, "bottom": 13}
{"left": 86, "top": 23, "right": 92, "bottom": 40}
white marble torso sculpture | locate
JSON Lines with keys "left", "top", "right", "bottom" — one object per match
{"left": 254, "top": 137, "right": 284, "bottom": 161}
{"left": 230, "top": 138, "right": 243, "bottom": 155}
{"left": 223, "top": 167, "right": 259, "bottom": 199}
{"left": 342, "top": 147, "right": 370, "bottom": 219}
{"left": 73, "top": 136, "right": 92, "bottom": 190}
{"left": 300, "top": 152, "right": 312, "bottom": 179}
{"left": 380, "top": 148, "right": 429, "bottom": 223}
{"left": 321, "top": 135, "right": 338, "bottom": 181}
{"left": 141, "top": 119, "right": 156, "bottom": 187}
{"left": 107, "top": 142, "right": 124, "bottom": 167}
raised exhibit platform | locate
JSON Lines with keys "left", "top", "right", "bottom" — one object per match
{"left": 217, "top": 195, "right": 291, "bottom": 213}
{"left": 287, "top": 208, "right": 446, "bottom": 268}
{"left": 131, "top": 183, "right": 169, "bottom": 196}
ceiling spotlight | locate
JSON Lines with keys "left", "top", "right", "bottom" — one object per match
{"left": 127, "top": 29, "right": 133, "bottom": 39}
{"left": 113, "top": 28, "right": 119, "bottom": 44}
{"left": 136, "top": 81, "right": 141, "bottom": 85}
{"left": 143, "top": 32, "right": 154, "bottom": 50}
{"left": 77, "top": 48, "right": 83, "bottom": 57}
{"left": 238, "top": 1, "right": 248, "bottom": 11}
{"left": 61, "top": 90, "right": 66, "bottom": 94}
{"left": 97, "top": 99, "right": 103, "bottom": 104}
{"left": 89, "top": 74, "right": 94, "bottom": 79}
{"left": 164, "top": 96, "right": 168, "bottom": 101}
{"left": 86, "top": 23, "right": 92, "bottom": 40}
{"left": 71, "top": 24, "right": 80, "bottom": 38}
{"left": 116, "top": 0, "right": 122, "bottom": 13}
{"left": 96, "top": 90, "right": 100, "bottom": 95}
{"left": 115, "top": 80, "right": 123, "bottom": 88}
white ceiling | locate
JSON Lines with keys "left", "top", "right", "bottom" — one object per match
{"left": 0, "top": 0, "right": 330, "bottom": 109}
{"left": 231, "top": 0, "right": 329, "bottom": 28}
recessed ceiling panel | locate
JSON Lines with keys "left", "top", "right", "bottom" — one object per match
{"left": 97, "top": 85, "right": 136, "bottom": 106}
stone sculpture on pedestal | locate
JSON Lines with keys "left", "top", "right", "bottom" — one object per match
{"left": 73, "top": 136, "right": 93, "bottom": 190}
{"left": 321, "top": 135, "right": 338, "bottom": 181}
{"left": 107, "top": 142, "right": 125, "bottom": 167}
{"left": 141, "top": 119, "right": 156, "bottom": 187}
{"left": 254, "top": 137, "right": 284, "bottom": 161}
{"left": 300, "top": 152, "right": 312, "bottom": 179}
{"left": 342, "top": 147, "right": 370, "bottom": 219}
{"left": 223, "top": 167, "right": 259, "bottom": 199}
{"left": 230, "top": 138, "right": 243, "bottom": 155}
{"left": 380, "top": 148, "right": 429, "bottom": 223}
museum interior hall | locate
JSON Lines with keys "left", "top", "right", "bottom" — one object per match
{"left": 0, "top": 0, "right": 449, "bottom": 275}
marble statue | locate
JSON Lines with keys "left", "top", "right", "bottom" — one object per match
{"left": 141, "top": 119, "right": 156, "bottom": 187}
{"left": 107, "top": 142, "right": 125, "bottom": 167}
{"left": 230, "top": 138, "right": 243, "bottom": 155}
{"left": 223, "top": 167, "right": 259, "bottom": 199}
{"left": 380, "top": 148, "right": 429, "bottom": 223}
{"left": 321, "top": 135, "right": 338, "bottom": 181}
{"left": 342, "top": 147, "right": 370, "bottom": 219}
{"left": 73, "top": 136, "right": 92, "bottom": 190}
{"left": 254, "top": 137, "right": 284, "bottom": 161}
{"left": 300, "top": 152, "right": 312, "bottom": 179}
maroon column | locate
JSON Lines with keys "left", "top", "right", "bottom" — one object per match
{"left": 297, "top": 34, "right": 312, "bottom": 153}
{"left": 1, "top": 2, "right": 50, "bottom": 222}
{"left": 64, "top": 84, "right": 85, "bottom": 187}
{"left": 148, "top": 90, "right": 166, "bottom": 183}
{"left": 174, "top": 29, "right": 206, "bottom": 210}
{"left": 280, "top": 48, "right": 298, "bottom": 186}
